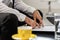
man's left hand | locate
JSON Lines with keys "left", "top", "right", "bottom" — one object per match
{"left": 33, "top": 10, "right": 44, "bottom": 28}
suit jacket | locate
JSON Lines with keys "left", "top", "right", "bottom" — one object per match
{"left": 0, "top": 0, "right": 36, "bottom": 21}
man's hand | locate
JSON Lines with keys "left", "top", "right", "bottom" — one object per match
{"left": 33, "top": 10, "right": 44, "bottom": 28}
{"left": 25, "top": 17, "right": 39, "bottom": 28}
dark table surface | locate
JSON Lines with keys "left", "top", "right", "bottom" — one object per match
{"left": 32, "top": 31, "right": 54, "bottom": 40}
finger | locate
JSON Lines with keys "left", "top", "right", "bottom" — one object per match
{"left": 38, "top": 24, "right": 41, "bottom": 28}
{"left": 34, "top": 21, "right": 40, "bottom": 28}
{"left": 42, "top": 21, "right": 44, "bottom": 27}
{"left": 31, "top": 25, "right": 35, "bottom": 29}
{"left": 31, "top": 23, "right": 36, "bottom": 29}
{"left": 34, "top": 17, "right": 36, "bottom": 22}
{"left": 31, "top": 24, "right": 35, "bottom": 28}
{"left": 39, "top": 20, "right": 42, "bottom": 25}
{"left": 39, "top": 21, "right": 44, "bottom": 27}
{"left": 41, "top": 20, "right": 44, "bottom": 27}
{"left": 37, "top": 15, "right": 42, "bottom": 21}
{"left": 36, "top": 22, "right": 39, "bottom": 27}
{"left": 28, "top": 24, "right": 35, "bottom": 28}
{"left": 32, "top": 21, "right": 39, "bottom": 29}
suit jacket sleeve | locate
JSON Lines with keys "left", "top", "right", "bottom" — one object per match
{"left": 0, "top": 3, "right": 26, "bottom": 22}
{"left": 14, "top": 0, "right": 36, "bottom": 14}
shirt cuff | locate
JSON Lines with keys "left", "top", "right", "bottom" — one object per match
{"left": 18, "top": 14, "right": 26, "bottom": 22}
{"left": 27, "top": 6, "right": 36, "bottom": 14}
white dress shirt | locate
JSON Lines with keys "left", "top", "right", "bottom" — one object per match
{"left": 0, "top": 0, "right": 36, "bottom": 21}
{"left": 0, "top": 0, "right": 2, "bottom": 2}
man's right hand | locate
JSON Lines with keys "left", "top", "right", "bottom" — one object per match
{"left": 25, "top": 17, "right": 39, "bottom": 28}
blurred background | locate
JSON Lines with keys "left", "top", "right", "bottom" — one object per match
{"left": 23, "top": 0, "right": 60, "bottom": 25}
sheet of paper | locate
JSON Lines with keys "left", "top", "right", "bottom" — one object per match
{"left": 32, "top": 25, "right": 55, "bottom": 32}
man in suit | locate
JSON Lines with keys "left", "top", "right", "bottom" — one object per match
{"left": 0, "top": 0, "right": 43, "bottom": 40}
